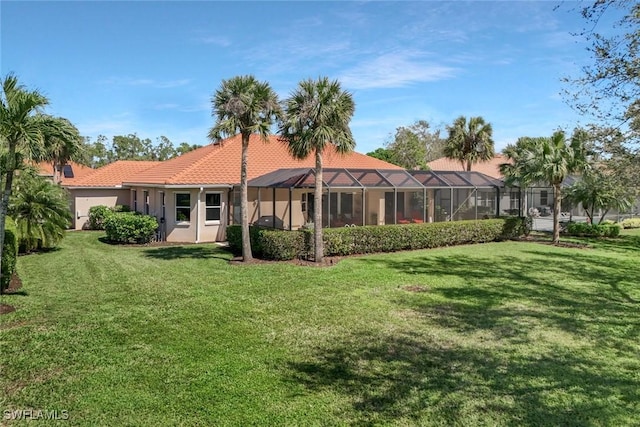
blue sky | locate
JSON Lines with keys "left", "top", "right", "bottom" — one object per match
{"left": 1, "top": 1, "right": 608, "bottom": 154}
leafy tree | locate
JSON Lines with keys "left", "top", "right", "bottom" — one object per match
{"left": 209, "top": 75, "right": 281, "bottom": 262}
{"left": 0, "top": 74, "right": 50, "bottom": 285}
{"left": 566, "top": 167, "right": 634, "bottom": 224}
{"left": 501, "top": 130, "right": 590, "bottom": 244}
{"left": 176, "top": 142, "right": 203, "bottom": 156}
{"left": 9, "top": 170, "right": 71, "bottom": 252}
{"left": 85, "top": 135, "right": 110, "bottom": 168}
{"left": 154, "top": 136, "right": 177, "bottom": 161}
{"left": 280, "top": 77, "right": 356, "bottom": 263}
{"left": 112, "top": 134, "right": 153, "bottom": 161}
{"left": 367, "top": 120, "right": 444, "bottom": 169}
{"left": 563, "top": 1, "right": 640, "bottom": 130}
{"left": 83, "top": 135, "right": 202, "bottom": 167}
{"left": 444, "top": 116, "right": 495, "bottom": 171}
{"left": 367, "top": 147, "right": 395, "bottom": 164}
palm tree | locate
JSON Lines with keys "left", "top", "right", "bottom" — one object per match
{"left": 444, "top": 116, "right": 495, "bottom": 171}
{"left": 9, "top": 170, "right": 72, "bottom": 252}
{"left": 0, "top": 74, "right": 50, "bottom": 284}
{"left": 40, "top": 116, "right": 84, "bottom": 184}
{"left": 209, "top": 75, "right": 281, "bottom": 262}
{"left": 501, "top": 130, "right": 589, "bottom": 244}
{"left": 279, "top": 77, "right": 356, "bottom": 263}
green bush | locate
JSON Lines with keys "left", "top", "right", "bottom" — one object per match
{"left": 566, "top": 222, "right": 621, "bottom": 237}
{"left": 228, "top": 218, "right": 524, "bottom": 261}
{"left": 620, "top": 218, "right": 640, "bottom": 229}
{"left": 226, "top": 225, "right": 265, "bottom": 257}
{"left": 104, "top": 212, "right": 158, "bottom": 244}
{"left": 322, "top": 219, "right": 516, "bottom": 257}
{"left": 88, "top": 205, "right": 114, "bottom": 230}
{"left": 2, "top": 218, "right": 18, "bottom": 292}
{"left": 259, "top": 229, "right": 305, "bottom": 260}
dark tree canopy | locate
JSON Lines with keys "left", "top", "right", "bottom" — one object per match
{"left": 83, "top": 134, "right": 202, "bottom": 168}
{"left": 563, "top": 1, "right": 640, "bottom": 139}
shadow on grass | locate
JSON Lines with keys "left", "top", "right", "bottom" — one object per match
{"left": 352, "top": 243, "right": 639, "bottom": 344}
{"left": 288, "top": 329, "right": 639, "bottom": 425}
{"left": 284, "top": 240, "right": 640, "bottom": 424}
{"left": 141, "top": 245, "right": 231, "bottom": 261}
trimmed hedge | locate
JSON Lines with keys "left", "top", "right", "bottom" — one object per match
{"left": 2, "top": 218, "right": 18, "bottom": 292}
{"left": 104, "top": 212, "right": 158, "bottom": 244}
{"left": 88, "top": 205, "right": 113, "bottom": 230}
{"left": 227, "top": 217, "right": 526, "bottom": 261}
{"left": 620, "top": 218, "right": 640, "bottom": 229}
{"left": 566, "top": 222, "right": 621, "bottom": 238}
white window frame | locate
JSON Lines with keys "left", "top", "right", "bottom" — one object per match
{"left": 205, "top": 192, "right": 222, "bottom": 223}
{"left": 175, "top": 192, "right": 191, "bottom": 223}
{"left": 132, "top": 190, "right": 138, "bottom": 212}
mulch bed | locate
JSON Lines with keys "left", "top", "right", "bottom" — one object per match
{"left": 1, "top": 273, "right": 23, "bottom": 315}
{"left": 517, "top": 235, "right": 590, "bottom": 249}
{"left": 229, "top": 255, "right": 345, "bottom": 267}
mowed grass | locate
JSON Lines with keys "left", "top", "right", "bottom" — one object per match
{"left": 1, "top": 230, "right": 639, "bottom": 426}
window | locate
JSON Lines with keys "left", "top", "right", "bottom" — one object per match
{"left": 161, "top": 192, "right": 166, "bottom": 220}
{"left": 144, "top": 191, "right": 150, "bottom": 215}
{"left": 133, "top": 190, "right": 137, "bottom": 212}
{"left": 540, "top": 190, "right": 548, "bottom": 206}
{"left": 175, "top": 193, "right": 191, "bottom": 222}
{"left": 205, "top": 193, "right": 222, "bottom": 221}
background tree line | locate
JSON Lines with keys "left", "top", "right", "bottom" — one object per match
{"left": 83, "top": 134, "right": 202, "bottom": 168}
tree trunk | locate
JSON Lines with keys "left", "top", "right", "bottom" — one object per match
{"left": 240, "top": 133, "right": 253, "bottom": 262}
{"left": 314, "top": 150, "right": 324, "bottom": 263}
{"left": 552, "top": 182, "right": 562, "bottom": 244}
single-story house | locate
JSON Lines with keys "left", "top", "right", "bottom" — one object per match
{"left": 63, "top": 135, "right": 520, "bottom": 243}
{"left": 64, "top": 161, "right": 160, "bottom": 230}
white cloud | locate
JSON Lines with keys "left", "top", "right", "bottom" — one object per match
{"left": 339, "top": 52, "right": 457, "bottom": 90}
{"left": 196, "top": 36, "right": 232, "bottom": 47}
{"left": 100, "top": 77, "right": 191, "bottom": 89}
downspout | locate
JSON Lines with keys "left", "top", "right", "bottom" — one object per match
{"left": 196, "top": 187, "right": 203, "bottom": 243}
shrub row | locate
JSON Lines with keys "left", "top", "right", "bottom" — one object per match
{"left": 88, "top": 205, "right": 131, "bottom": 230}
{"left": 619, "top": 218, "right": 640, "bottom": 229}
{"left": 104, "top": 212, "right": 158, "bottom": 244}
{"left": 566, "top": 222, "right": 621, "bottom": 237}
{"left": 1, "top": 218, "right": 18, "bottom": 292}
{"left": 227, "top": 217, "right": 526, "bottom": 261}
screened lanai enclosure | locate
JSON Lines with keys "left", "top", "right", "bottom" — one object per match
{"left": 241, "top": 168, "right": 522, "bottom": 230}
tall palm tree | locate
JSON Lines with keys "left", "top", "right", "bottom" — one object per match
{"left": 209, "top": 75, "right": 281, "bottom": 262}
{"left": 280, "top": 77, "right": 356, "bottom": 263}
{"left": 40, "top": 116, "right": 84, "bottom": 183}
{"left": 9, "top": 170, "right": 72, "bottom": 252}
{"left": 444, "top": 116, "right": 495, "bottom": 171}
{"left": 501, "top": 130, "right": 589, "bottom": 244}
{"left": 0, "top": 74, "right": 50, "bottom": 283}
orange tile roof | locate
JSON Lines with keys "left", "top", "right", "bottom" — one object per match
{"left": 427, "top": 154, "right": 511, "bottom": 179}
{"left": 125, "top": 134, "right": 402, "bottom": 186}
{"left": 34, "top": 161, "right": 95, "bottom": 185}
{"left": 65, "top": 160, "right": 160, "bottom": 188}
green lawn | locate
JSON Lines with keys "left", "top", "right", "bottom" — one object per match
{"left": 1, "top": 231, "right": 639, "bottom": 426}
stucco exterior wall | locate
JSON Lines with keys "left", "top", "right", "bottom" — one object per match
{"left": 70, "top": 188, "right": 131, "bottom": 230}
